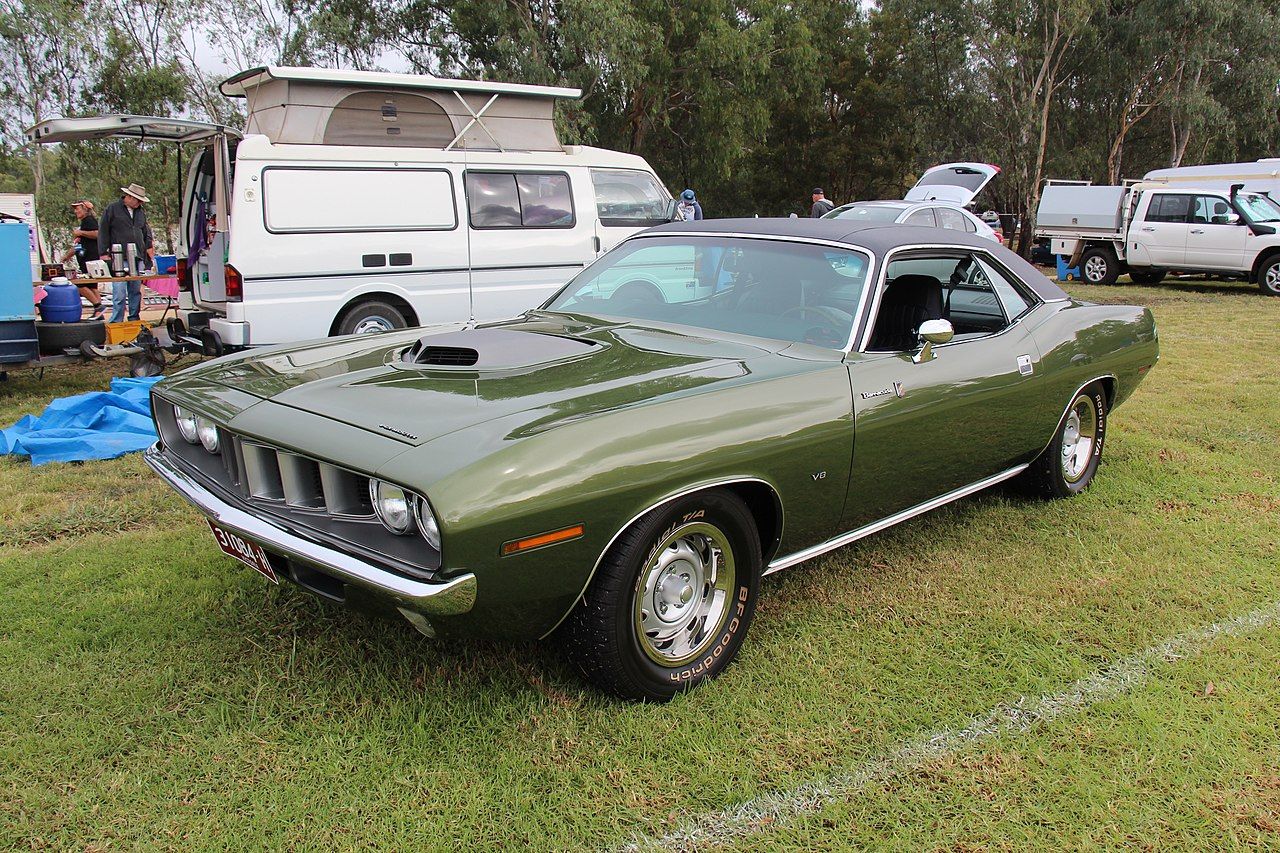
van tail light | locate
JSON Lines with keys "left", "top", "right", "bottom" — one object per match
{"left": 225, "top": 264, "right": 243, "bottom": 302}
{"left": 176, "top": 257, "right": 191, "bottom": 292}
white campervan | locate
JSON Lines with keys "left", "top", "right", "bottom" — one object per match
{"left": 29, "top": 67, "right": 674, "bottom": 350}
{"left": 1144, "top": 160, "right": 1280, "bottom": 197}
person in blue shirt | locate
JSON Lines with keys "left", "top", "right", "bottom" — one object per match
{"left": 676, "top": 189, "right": 704, "bottom": 221}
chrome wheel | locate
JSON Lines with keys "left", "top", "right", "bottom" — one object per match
{"left": 1084, "top": 255, "right": 1108, "bottom": 283}
{"left": 634, "top": 522, "right": 736, "bottom": 666}
{"left": 1060, "top": 395, "right": 1098, "bottom": 483}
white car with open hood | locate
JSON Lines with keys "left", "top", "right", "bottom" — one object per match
{"left": 29, "top": 67, "right": 674, "bottom": 352}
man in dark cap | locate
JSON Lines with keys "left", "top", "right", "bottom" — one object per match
{"left": 810, "top": 188, "right": 834, "bottom": 218}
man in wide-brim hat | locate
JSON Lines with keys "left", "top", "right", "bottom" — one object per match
{"left": 97, "top": 182, "right": 156, "bottom": 322}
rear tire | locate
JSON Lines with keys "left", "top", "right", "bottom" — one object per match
{"left": 1258, "top": 255, "right": 1280, "bottom": 297}
{"left": 562, "top": 490, "right": 761, "bottom": 702}
{"left": 336, "top": 300, "right": 408, "bottom": 336}
{"left": 1080, "top": 247, "right": 1120, "bottom": 286}
{"left": 1023, "top": 382, "right": 1108, "bottom": 499}
{"left": 1128, "top": 268, "right": 1166, "bottom": 285}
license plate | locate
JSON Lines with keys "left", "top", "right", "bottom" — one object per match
{"left": 207, "top": 520, "right": 278, "bottom": 584}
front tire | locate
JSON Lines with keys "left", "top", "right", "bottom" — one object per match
{"left": 1023, "top": 382, "right": 1108, "bottom": 499}
{"left": 562, "top": 490, "right": 761, "bottom": 702}
{"left": 1081, "top": 247, "right": 1121, "bottom": 285}
{"left": 1259, "top": 255, "right": 1280, "bottom": 297}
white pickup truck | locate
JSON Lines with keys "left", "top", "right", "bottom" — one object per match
{"left": 1035, "top": 181, "right": 1280, "bottom": 296}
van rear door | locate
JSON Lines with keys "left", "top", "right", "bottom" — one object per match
{"left": 905, "top": 162, "right": 1000, "bottom": 206}
{"left": 28, "top": 115, "right": 239, "bottom": 310}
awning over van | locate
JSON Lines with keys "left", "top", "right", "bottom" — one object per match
{"left": 28, "top": 115, "right": 240, "bottom": 145}
{"left": 219, "top": 66, "right": 581, "bottom": 152}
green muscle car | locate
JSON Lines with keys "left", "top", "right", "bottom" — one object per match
{"left": 146, "top": 219, "right": 1158, "bottom": 701}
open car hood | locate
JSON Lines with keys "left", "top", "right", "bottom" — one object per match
{"left": 194, "top": 316, "right": 780, "bottom": 447}
{"left": 905, "top": 162, "right": 1000, "bottom": 205}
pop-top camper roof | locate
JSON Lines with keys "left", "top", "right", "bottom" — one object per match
{"left": 219, "top": 66, "right": 582, "bottom": 152}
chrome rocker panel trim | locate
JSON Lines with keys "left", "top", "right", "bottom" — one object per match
{"left": 144, "top": 444, "right": 476, "bottom": 617}
{"left": 765, "top": 462, "right": 1030, "bottom": 574}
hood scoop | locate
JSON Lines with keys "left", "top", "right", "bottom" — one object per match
{"left": 399, "top": 326, "right": 601, "bottom": 370}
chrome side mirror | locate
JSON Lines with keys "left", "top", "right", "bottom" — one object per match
{"left": 914, "top": 319, "right": 954, "bottom": 364}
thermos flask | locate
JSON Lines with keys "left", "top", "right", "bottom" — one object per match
{"left": 125, "top": 242, "right": 138, "bottom": 276}
{"left": 110, "top": 243, "right": 125, "bottom": 276}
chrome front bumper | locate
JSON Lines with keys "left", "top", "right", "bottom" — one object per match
{"left": 144, "top": 443, "right": 476, "bottom": 618}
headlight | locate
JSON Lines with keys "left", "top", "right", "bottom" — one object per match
{"left": 174, "top": 406, "right": 199, "bottom": 444}
{"left": 414, "top": 496, "right": 441, "bottom": 551}
{"left": 370, "top": 479, "right": 415, "bottom": 535}
{"left": 195, "top": 416, "right": 220, "bottom": 453}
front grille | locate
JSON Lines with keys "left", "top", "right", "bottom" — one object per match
{"left": 225, "top": 436, "right": 374, "bottom": 518}
{"left": 152, "top": 398, "right": 440, "bottom": 576}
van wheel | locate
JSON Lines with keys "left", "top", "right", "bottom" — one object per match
{"left": 1080, "top": 248, "right": 1120, "bottom": 285}
{"left": 1259, "top": 255, "right": 1280, "bottom": 296}
{"left": 337, "top": 300, "right": 408, "bottom": 335}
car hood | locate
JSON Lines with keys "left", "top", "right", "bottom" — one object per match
{"left": 191, "top": 313, "right": 789, "bottom": 446}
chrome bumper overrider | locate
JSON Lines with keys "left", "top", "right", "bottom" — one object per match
{"left": 144, "top": 443, "right": 476, "bottom": 618}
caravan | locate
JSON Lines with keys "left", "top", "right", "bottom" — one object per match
{"left": 1144, "top": 160, "right": 1280, "bottom": 197}
{"left": 29, "top": 67, "right": 674, "bottom": 351}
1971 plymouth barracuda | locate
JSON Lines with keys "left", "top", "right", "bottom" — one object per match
{"left": 146, "top": 219, "right": 1158, "bottom": 701}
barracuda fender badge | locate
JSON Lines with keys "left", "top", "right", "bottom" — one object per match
{"left": 378, "top": 424, "right": 419, "bottom": 440}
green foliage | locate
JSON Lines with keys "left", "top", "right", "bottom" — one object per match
{"left": 2, "top": 0, "right": 1277, "bottom": 249}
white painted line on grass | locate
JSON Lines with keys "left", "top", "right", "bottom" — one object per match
{"left": 619, "top": 599, "right": 1280, "bottom": 852}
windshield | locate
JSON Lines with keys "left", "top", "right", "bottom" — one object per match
{"left": 823, "top": 204, "right": 904, "bottom": 222}
{"left": 544, "top": 236, "right": 871, "bottom": 349}
{"left": 1238, "top": 192, "right": 1280, "bottom": 223}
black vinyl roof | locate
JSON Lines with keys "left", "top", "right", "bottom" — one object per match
{"left": 643, "top": 218, "right": 1069, "bottom": 302}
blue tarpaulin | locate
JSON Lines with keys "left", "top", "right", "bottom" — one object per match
{"left": 1, "top": 376, "right": 163, "bottom": 465}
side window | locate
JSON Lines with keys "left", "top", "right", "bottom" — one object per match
{"left": 466, "top": 172, "right": 575, "bottom": 229}
{"left": 935, "top": 207, "right": 967, "bottom": 231}
{"left": 868, "top": 252, "right": 1038, "bottom": 351}
{"left": 591, "top": 169, "right": 670, "bottom": 227}
{"left": 1146, "top": 194, "right": 1192, "bottom": 224}
{"left": 1196, "top": 195, "right": 1233, "bottom": 224}
{"left": 975, "top": 256, "right": 1035, "bottom": 320}
{"left": 904, "top": 208, "right": 937, "bottom": 227}
{"left": 962, "top": 215, "right": 977, "bottom": 233}
{"left": 466, "top": 173, "right": 521, "bottom": 227}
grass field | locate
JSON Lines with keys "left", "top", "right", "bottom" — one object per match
{"left": 2, "top": 278, "right": 1278, "bottom": 850}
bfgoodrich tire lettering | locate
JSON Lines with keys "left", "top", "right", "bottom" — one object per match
{"left": 1023, "top": 381, "right": 1108, "bottom": 499}
{"left": 562, "top": 490, "right": 761, "bottom": 701}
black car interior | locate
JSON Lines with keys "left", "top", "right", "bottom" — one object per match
{"left": 867, "top": 253, "right": 1033, "bottom": 352}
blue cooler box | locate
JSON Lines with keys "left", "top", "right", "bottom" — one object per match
{"left": 1056, "top": 254, "right": 1081, "bottom": 281}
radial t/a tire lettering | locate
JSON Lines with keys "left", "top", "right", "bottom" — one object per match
{"left": 561, "top": 490, "right": 761, "bottom": 702}
{"left": 1023, "top": 381, "right": 1108, "bottom": 499}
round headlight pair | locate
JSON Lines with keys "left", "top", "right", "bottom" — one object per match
{"left": 172, "top": 406, "right": 220, "bottom": 453}
{"left": 369, "top": 479, "right": 442, "bottom": 551}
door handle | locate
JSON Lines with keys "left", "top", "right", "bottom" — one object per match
{"left": 1140, "top": 226, "right": 1155, "bottom": 232}
{"left": 593, "top": 236, "right": 602, "bottom": 253}
{"left": 1190, "top": 229, "right": 1204, "bottom": 234}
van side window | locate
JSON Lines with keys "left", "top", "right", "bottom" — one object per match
{"left": 262, "top": 168, "right": 456, "bottom": 233}
{"left": 591, "top": 169, "right": 671, "bottom": 227}
{"left": 466, "top": 172, "right": 575, "bottom": 229}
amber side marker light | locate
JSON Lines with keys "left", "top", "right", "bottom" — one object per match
{"left": 501, "top": 524, "right": 585, "bottom": 556}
